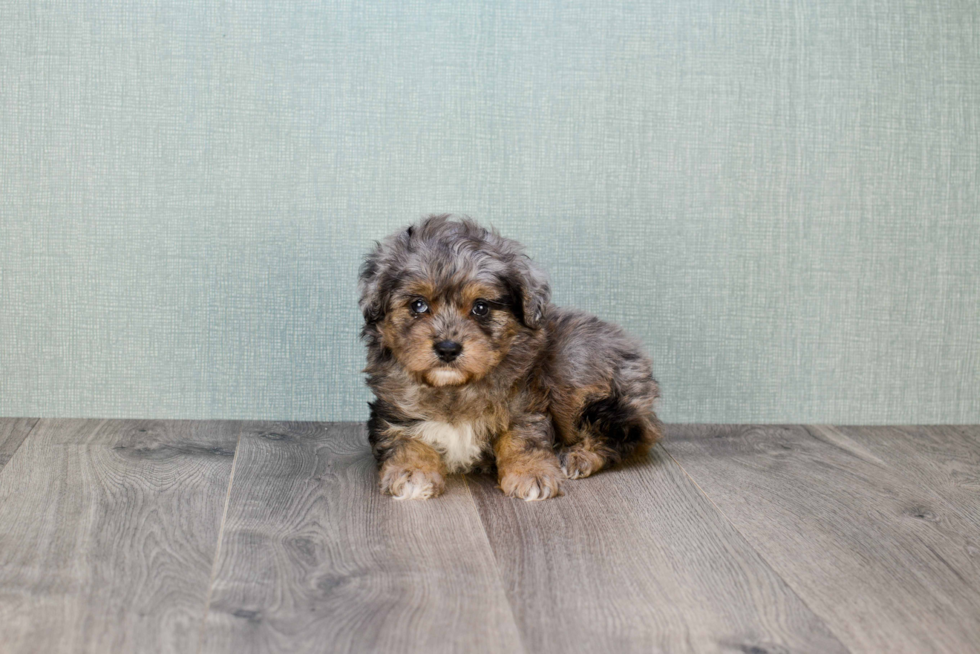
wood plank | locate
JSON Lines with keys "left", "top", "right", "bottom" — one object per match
{"left": 198, "top": 422, "right": 524, "bottom": 654}
{"left": 0, "top": 419, "right": 240, "bottom": 654}
{"left": 469, "top": 444, "right": 846, "bottom": 654}
{"left": 0, "top": 418, "right": 38, "bottom": 472}
{"left": 814, "top": 425, "right": 980, "bottom": 532}
{"left": 665, "top": 424, "right": 980, "bottom": 654}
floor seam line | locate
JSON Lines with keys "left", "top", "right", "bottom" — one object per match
{"left": 0, "top": 417, "right": 41, "bottom": 478}
{"left": 461, "top": 473, "right": 532, "bottom": 654}
{"left": 195, "top": 420, "right": 245, "bottom": 654}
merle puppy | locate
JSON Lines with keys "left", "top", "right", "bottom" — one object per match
{"left": 358, "top": 215, "right": 662, "bottom": 500}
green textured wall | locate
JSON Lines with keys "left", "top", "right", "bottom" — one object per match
{"left": 2, "top": 1, "right": 978, "bottom": 423}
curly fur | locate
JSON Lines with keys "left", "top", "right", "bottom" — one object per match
{"left": 360, "top": 214, "right": 663, "bottom": 500}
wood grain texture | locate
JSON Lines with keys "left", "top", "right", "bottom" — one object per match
{"left": 469, "top": 444, "right": 846, "bottom": 654}
{"left": 665, "top": 424, "right": 980, "bottom": 654}
{"left": 0, "top": 419, "right": 240, "bottom": 654}
{"left": 198, "top": 422, "right": 524, "bottom": 654}
{"left": 815, "top": 425, "right": 980, "bottom": 532}
{"left": 0, "top": 418, "right": 37, "bottom": 472}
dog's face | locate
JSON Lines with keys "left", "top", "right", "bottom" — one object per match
{"left": 382, "top": 277, "right": 520, "bottom": 386}
{"left": 359, "top": 216, "right": 550, "bottom": 387}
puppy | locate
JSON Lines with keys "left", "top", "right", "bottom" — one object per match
{"left": 359, "top": 215, "right": 663, "bottom": 501}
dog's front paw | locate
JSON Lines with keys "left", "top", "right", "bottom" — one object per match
{"left": 499, "top": 462, "right": 563, "bottom": 501}
{"left": 380, "top": 462, "right": 445, "bottom": 500}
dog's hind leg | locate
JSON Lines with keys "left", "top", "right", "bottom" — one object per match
{"left": 541, "top": 306, "right": 664, "bottom": 480}
{"left": 558, "top": 393, "right": 664, "bottom": 480}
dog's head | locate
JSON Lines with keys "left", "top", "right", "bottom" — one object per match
{"left": 359, "top": 215, "right": 550, "bottom": 387}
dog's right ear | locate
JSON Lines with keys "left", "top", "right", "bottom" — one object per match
{"left": 359, "top": 226, "right": 414, "bottom": 326}
{"left": 358, "top": 244, "right": 387, "bottom": 326}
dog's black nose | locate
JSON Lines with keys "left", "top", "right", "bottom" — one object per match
{"left": 434, "top": 340, "right": 463, "bottom": 362}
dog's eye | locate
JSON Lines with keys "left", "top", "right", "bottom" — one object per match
{"left": 410, "top": 298, "right": 429, "bottom": 314}
{"left": 471, "top": 300, "right": 490, "bottom": 317}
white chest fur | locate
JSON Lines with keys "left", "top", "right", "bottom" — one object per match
{"left": 411, "top": 420, "right": 486, "bottom": 473}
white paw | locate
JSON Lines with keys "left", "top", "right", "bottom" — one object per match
{"left": 499, "top": 467, "right": 563, "bottom": 501}
{"left": 381, "top": 466, "right": 444, "bottom": 500}
{"left": 392, "top": 472, "right": 439, "bottom": 500}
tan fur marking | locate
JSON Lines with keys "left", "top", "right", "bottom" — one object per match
{"left": 401, "top": 280, "right": 438, "bottom": 303}
{"left": 460, "top": 282, "right": 500, "bottom": 307}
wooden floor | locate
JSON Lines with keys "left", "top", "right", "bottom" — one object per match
{"left": 0, "top": 420, "right": 978, "bottom": 653}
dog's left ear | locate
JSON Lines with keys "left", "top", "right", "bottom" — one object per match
{"left": 507, "top": 256, "right": 551, "bottom": 329}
